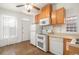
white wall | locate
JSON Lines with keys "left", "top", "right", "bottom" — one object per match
{"left": 0, "top": 8, "right": 33, "bottom": 47}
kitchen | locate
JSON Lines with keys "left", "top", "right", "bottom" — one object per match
{"left": 0, "top": 3, "right": 79, "bottom": 55}
{"left": 30, "top": 3, "right": 79, "bottom": 55}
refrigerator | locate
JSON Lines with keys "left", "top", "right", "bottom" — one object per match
{"left": 30, "top": 24, "right": 40, "bottom": 46}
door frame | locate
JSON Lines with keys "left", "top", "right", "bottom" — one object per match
{"left": 21, "top": 20, "right": 30, "bottom": 41}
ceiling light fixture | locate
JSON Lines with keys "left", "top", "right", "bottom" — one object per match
{"left": 25, "top": 3, "right": 32, "bottom": 12}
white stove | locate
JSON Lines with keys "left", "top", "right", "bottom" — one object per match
{"left": 36, "top": 34, "right": 48, "bottom": 52}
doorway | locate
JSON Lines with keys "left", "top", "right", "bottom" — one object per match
{"left": 22, "top": 20, "right": 30, "bottom": 41}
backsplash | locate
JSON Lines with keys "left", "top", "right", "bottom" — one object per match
{"left": 42, "top": 25, "right": 53, "bottom": 34}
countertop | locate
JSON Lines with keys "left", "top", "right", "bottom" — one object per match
{"left": 48, "top": 33, "right": 79, "bottom": 39}
{"left": 69, "top": 44, "right": 79, "bottom": 48}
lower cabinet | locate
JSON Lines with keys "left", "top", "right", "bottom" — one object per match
{"left": 69, "top": 45, "right": 79, "bottom": 55}
{"left": 49, "top": 36, "right": 63, "bottom": 55}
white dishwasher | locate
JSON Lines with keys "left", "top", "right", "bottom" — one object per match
{"left": 36, "top": 34, "right": 48, "bottom": 52}
{"left": 49, "top": 36, "right": 63, "bottom": 55}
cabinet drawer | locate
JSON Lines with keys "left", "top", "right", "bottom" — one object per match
{"left": 69, "top": 45, "right": 79, "bottom": 55}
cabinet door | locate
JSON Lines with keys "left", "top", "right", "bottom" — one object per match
{"left": 56, "top": 7, "right": 65, "bottom": 24}
{"left": 40, "top": 4, "right": 52, "bottom": 19}
{"left": 42, "top": 8, "right": 45, "bottom": 18}
{"left": 49, "top": 37, "right": 63, "bottom": 55}
{"left": 51, "top": 11, "right": 57, "bottom": 25}
{"left": 35, "top": 14, "right": 40, "bottom": 24}
{"left": 40, "top": 7, "right": 45, "bottom": 19}
{"left": 69, "top": 46, "right": 79, "bottom": 55}
{"left": 45, "top": 4, "right": 50, "bottom": 18}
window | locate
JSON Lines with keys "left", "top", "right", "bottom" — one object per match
{"left": 2, "top": 15, "right": 17, "bottom": 39}
{"left": 66, "top": 16, "right": 77, "bottom": 32}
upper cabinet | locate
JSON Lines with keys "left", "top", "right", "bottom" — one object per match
{"left": 35, "top": 14, "right": 40, "bottom": 24}
{"left": 51, "top": 7, "right": 65, "bottom": 25}
{"left": 35, "top": 4, "right": 65, "bottom": 25}
{"left": 56, "top": 7, "right": 65, "bottom": 24}
{"left": 51, "top": 11, "right": 57, "bottom": 25}
{"left": 40, "top": 4, "right": 52, "bottom": 19}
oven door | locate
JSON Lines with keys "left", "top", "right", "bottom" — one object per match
{"left": 36, "top": 34, "right": 48, "bottom": 52}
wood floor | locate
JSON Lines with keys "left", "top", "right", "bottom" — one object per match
{"left": 0, "top": 41, "right": 52, "bottom": 55}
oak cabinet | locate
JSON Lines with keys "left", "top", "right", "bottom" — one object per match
{"left": 40, "top": 4, "right": 52, "bottom": 19}
{"left": 56, "top": 7, "right": 65, "bottom": 24}
{"left": 45, "top": 4, "right": 52, "bottom": 18}
{"left": 40, "top": 7, "right": 45, "bottom": 19}
{"left": 69, "top": 45, "right": 79, "bottom": 55}
{"left": 63, "top": 38, "right": 72, "bottom": 55}
{"left": 51, "top": 11, "right": 57, "bottom": 25}
{"left": 35, "top": 14, "right": 40, "bottom": 24}
{"left": 51, "top": 7, "right": 65, "bottom": 25}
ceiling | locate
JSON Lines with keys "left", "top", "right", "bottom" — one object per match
{"left": 0, "top": 3, "right": 48, "bottom": 15}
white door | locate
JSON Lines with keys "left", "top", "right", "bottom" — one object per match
{"left": 22, "top": 20, "right": 30, "bottom": 41}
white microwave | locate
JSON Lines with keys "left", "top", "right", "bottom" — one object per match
{"left": 40, "top": 18, "right": 50, "bottom": 25}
